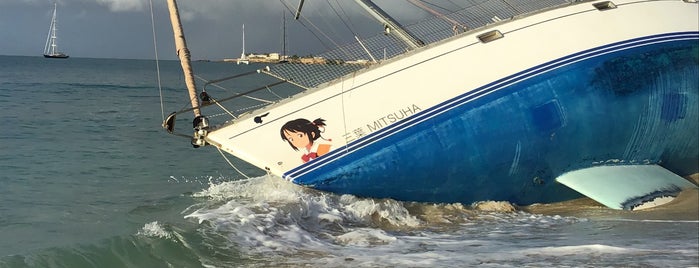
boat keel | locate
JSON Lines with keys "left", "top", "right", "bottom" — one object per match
{"left": 556, "top": 165, "right": 698, "bottom": 210}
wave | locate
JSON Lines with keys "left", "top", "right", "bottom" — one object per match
{"left": 3, "top": 175, "right": 695, "bottom": 268}
{"left": 178, "top": 175, "right": 588, "bottom": 267}
{"left": 0, "top": 227, "right": 205, "bottom": 268}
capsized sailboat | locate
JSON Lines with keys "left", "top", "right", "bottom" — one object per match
{"left": 43, "top": 2, "right": 68, "bottom": 59}
{"left": 163, "top": 0, "right": 698, "bottom": 210}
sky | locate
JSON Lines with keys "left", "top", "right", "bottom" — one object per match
{"left": 0, "top": 0, "right": 432, "bottom": 60}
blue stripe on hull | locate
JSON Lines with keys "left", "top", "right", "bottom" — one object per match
{"left": 288, "top": 34, "right": 699, "bottom": 205}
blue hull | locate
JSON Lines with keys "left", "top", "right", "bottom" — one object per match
{"left": 288, "top": 33, "right": 699, "bottom": 205}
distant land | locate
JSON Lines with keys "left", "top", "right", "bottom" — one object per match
{"left": 211, "top": 52, "right": 372, "bottom": 65}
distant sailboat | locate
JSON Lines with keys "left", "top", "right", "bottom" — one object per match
{"left": 43, "top": 2, "right": 68, "bottom": 59}
{"left": 237, "top": 24, "right": 249, "bottom": 65}
{"left": 279, "top": 11, "right": 288, "bottom": 63}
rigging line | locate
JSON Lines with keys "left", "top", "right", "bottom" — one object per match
{"left": 193, "top": 74, "right": 275, "bottom": 104}
{"left": 280, "top": 0, "right": 353, "bottom": 56}
{"left": 171, "top": 89, "right": 201, "bottom": 117}
{"left": 279, "top": 0, "right": 297, "bottom": 17}
{"left": 500, "top": 0, "right": 522, "bottom": 14}
{"left": 266, "top": 85, "right": 284, "bottom": 100}
{"left": 208, "top": 97, "right": 237, "bottom": 119}
{"left": 317, "top": 2, "right": 357, "bottom": 47}
{"left": 262, "top": 69, "right": 310, "bottom": 90}
{"left": 149, "top": 0, "right": 165, "bottom": 122}
{"left": 174, "top": 80, "right": 288, "bottom": 115}
{"left": 334, "top": 0, "right": 359, "bottom": 32}
{"left": 279, "top": 0, "right": 332, "bottom": 50}
{"left": 355, "top": 35, "right": 377, "bottom": 62}
{"left": 445, "top": 0, "right": 464, "bottom": 10}
{"left": 216, "top": 147, "right": 251, "bottom": 179}
{"left": 327, "top": 0, "right": 357, "bottom": 36}
{"left": 420, "top": 0, "right": 457, "bottom": 13}
{"left": 301, "top": 4, "right": 348, "bottom": 51}
{"left": 407, "top": 0, "right": 466, "bottom": 29}
{"left": 302, "top": 14, "right": 360, "bottom": 60}
{"left": 178, "top": 94, "right": 199, "bottom": 115}
{"left": 340, "top": 73, "right": 356, "bottom": 155}
{"left": 318, "top": 0, "right": 354, "bottom": 39}
{"left": 330, "top": 0, "right": 377, "bottom": 61}
{"left": 202, "top": 70, "right": 260, "bottom": 89}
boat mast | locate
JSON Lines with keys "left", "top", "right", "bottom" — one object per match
{"left": 165, "top": 0, "right": 201, "bottom": 117}
{"left": 44, "top": 3, "right": 58, "bottom": 55}
{"left": 282, "top": 11, "right": 287, "bottom": 60}
{"left": 353, "top": 0, "right": 423, "bottom": 49}
{"left": 241, "top": 24, "right": 246, "bottom": 59}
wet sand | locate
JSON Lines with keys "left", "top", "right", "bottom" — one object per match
{"left": 524, "top": 174, "right": 699, "bottom": 221}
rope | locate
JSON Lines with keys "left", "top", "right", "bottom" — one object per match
{"left": 194, "top": 74, "right": 275, "bottom": 104}
{"left": 279, "top": 0, "right": 350, "bottom": 55}
{"left": 172, "top": 80, "right": 288, "bottom": 116}
{"left": 327, "top": 0, "right": 358, "bottom": 37}
{"left": 266, "top": 85, "right": 284, "bottom": 100}
{"left": 149, "top": 0, "right": 165, "bottom": 122}
{"left": 209, "top": 97, "right": 238, "bottom": 119}
{"left": 216, "top": 147, "right": 251, "bottom": 179}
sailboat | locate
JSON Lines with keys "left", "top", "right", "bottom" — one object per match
{"left": 162, "top": 0, "right": 698, "bottom": 210}
{"left": 43, "top": 2, "right": 68, "bottom": 59}
{"left": 237, "top": 24, "right": 249, "bottom": 65}
{"left": 279, "top": 11, "right": 288, "bottom": 63}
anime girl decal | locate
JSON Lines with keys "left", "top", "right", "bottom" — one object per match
{"left": 280, "top": 118, "right": 332, "bottom": 163}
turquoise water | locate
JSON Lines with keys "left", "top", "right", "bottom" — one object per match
{"left": 0, "top": 55, "right": 697, "bottom": 267}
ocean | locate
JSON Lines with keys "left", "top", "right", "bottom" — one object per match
{"left": 0, "top": 55, "right": 697, "bottom": 268}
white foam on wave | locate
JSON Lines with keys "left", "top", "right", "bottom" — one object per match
{"left": 191, "top": 175, "right": 300, "bottom": 203}
{"left": 182, "top": 175, "right": 694, "bottom": 267}
{"left": 335, "top": 228, "right": 397, "bottom": 246}
{"left": 137, "top": 221, "right": 172, "bottom": 239}
{"left": 184, "top": 176, "right": 424, "bottom": 256}
{"left": 518, "top": 244, "right": 633, "bottom": 255}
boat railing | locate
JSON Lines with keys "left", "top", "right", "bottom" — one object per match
{"left": 264, "top": 0, "right": 576, "bottom": 89}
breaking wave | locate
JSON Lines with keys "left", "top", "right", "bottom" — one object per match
{"left": 181, "top": 175, "right": 591, "bottom": 267}
{"left": 3, "top": 175, "right": 695, "bottom": 268}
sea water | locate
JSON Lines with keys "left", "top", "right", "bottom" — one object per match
{"left": 0, "top": 55, "right": 697, "bottom": 267}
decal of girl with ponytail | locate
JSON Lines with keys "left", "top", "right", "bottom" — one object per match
{"left": 280, "top": 118, "right": 332, "bottom": 163}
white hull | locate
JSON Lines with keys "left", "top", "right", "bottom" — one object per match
{"left": 208, "top": 0, "right": 697, "bottom": 174}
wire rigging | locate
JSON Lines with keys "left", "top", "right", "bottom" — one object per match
{"left": 279, "top": 0, "right": 335, "bottom": 52}
{"left": 149, "top": 0, "right": 165, "bottom": 122}
{"left": 217, "top": 147, "right": 251, "bottom": 179}
{"left": 419, "top": 0, "right": 458, "bottom": 13}
{"left": 327, "top": 0, "right": 357, "bottom": 36}
{"left": 278, "top": 0, "right": 361, "bottom": 59}
{"left": 407, "top": 0, "right": 466, "bottom": 28}
{"left": 445, "top": 0, "right": 464, "bottom": 10}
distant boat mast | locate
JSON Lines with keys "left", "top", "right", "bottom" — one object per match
{"left": 237, "top": 24, "right": 250, "bottom": 65}
{"left": 280, "top": 11, "right": 288, "bottom": 62}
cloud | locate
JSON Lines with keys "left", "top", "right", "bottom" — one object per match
{"left": 95, "top": 0, "right": 146, "bottom": 12}
{"left": 176, "top": 1, "right": 280, "bottom": 21}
